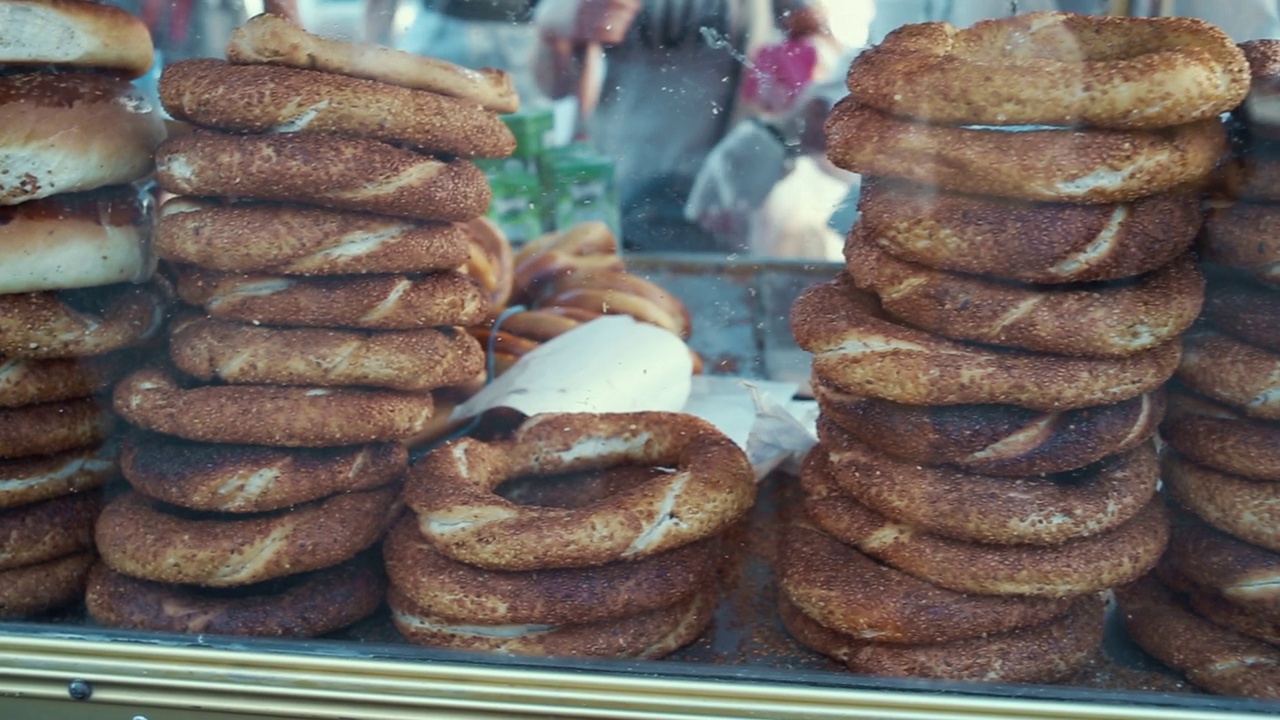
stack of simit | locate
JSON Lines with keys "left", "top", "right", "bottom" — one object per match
{"left": 788, "top": 11, "right": 1248, "bottom": 682}
{"left": 88, "top": 14, "right": 516, "bottom": 637}
{"left": 0, "top": 0, "right": 166, "bottom": 619}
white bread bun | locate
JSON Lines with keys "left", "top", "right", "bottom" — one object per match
{"left": 0, "top": 72, "right": 166, "bottom": 205}
{"left": 0, "top": 0, "right": 153, "bottom": 78}
{"left": 0, "top": 186, "right": 155, "bottom": 293}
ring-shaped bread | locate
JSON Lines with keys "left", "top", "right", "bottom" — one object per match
{"left": 161, "top": 59, "right": 515, "bottom": 159}
{"left": 174, "top": 267, "right": 489, "bottom": 331}
{"left": 389, "top": 585, "right": 713, "bottom": 659}
{"left": 123, "top": 434, "right": 406, "bottom": 513}
{"left": 0, "top": 552, "right": 95, "bottom": 619}
{"left": 405, "top": 412, "right": 755, "bottom": 570}
{"left": 156, "top": 131, "right": 490, "bottom": 222}
{"left": 1118, "top": 575, "right": 1280, "bottom": 700}
{"left": 1202, "top": 202, "right": 1280, "bottom": 285}
{"left": 0, "top": 442, "right": 117, "bottom": 509}
{"left": 0, "top": 0, "right": 154, "bottom": 77}
{"left": 779, "top": 594, "right": 1103, "bottom": 684}
{"left": 1178, "top": 326, "right": 1280, "bottom": 420}
{"left": 169, "top": 315, "right": 485, "bottom": 392}
{"left": 156, "top": 198, "right": 470, "bottom": 276}
{"left": 113, "top": 366, "right": 435, "bottom": 447}
{"left": 0, "top": 398, "right": 113, "bottom": 459}
{"left": 779, "top": 523, "right": 1074, "bottom": 645}
{"left": 800, "top": 451, "right": 1168, "bottom": 597}
{"left": 1165, "top": 452, "right": 1280, "bottom": 554}
{"left": 0, "top": 283, "right": 165, "bottom": 358}
{"left": 95, "top": 487, "right": 398, "bottom": 587}
{"left": 1166, "top": 517, "right": 1280, "bottom": 624}
{"left": 857, "top": 179, "right": 1200, "bottom": 284}
{"left": 0, "top": 353, "right": 127, "bottom": 408}
{"left": 1163, "top": 387, "right": 1280, "bottom": 481}
{"left": 819, "top": 418, "right": 1159, "bottom": 546}
{"left": 791, "top": 276, "right": 1180, "bottom": 411}
{"left": 846, "top": 12, "right": 1248, "bottom": 129}
{"left": 1202, "top": 281, "right": 1280, "bottom": 353}
{"left": 459, "top": 218, "right": 515, "bottom": 313}
{"left": 814, "top": 379, "right": 1162, "bottom": 477}
{"left": 384, "top": 514, "right": 716, "bottom": 625}
{"left": 1188, "top": 591, "right": 1280, "bottom": 646}
{"left": 826, "top": 100, "right": 1226, "bottom": 204}
{"left": 0, "top": 490, "right": 99, "bottom": 570}
{"left": 845, "top": 233, "right": 1203, "bottom": 358}
{"left": 85, "top": 556, "right": 386, "bottom": 637}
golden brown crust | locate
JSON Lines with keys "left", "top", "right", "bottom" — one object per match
{"left": 85, "top": 556, "right": 386, "bottom": 637}
{"left": 226, "top": 13, "right": 519, "bottom": 113}
{"left": 779, "top": 594, "right": 1103, "bottom": 684}
{"left": 1203, "top": 281, "right": 1280, "bottom": 353}
{"left": 0, "top": 0, "right": 152, "bottom": 76}
{"left": 389, "top": 586, "right": 714, "bottom": 659}
{"left": 800, "top": 451, "right": 1168, "bottom": 597}
{"left": 1201, "top": 202, "right": 1280, "bottom": 285}
{"left": 0, "top": 443, "right": 116, "bottom": 509}
{"left": 791, "top": 276, "right": 1181, "bottom": 411}
{"left": 847, "top": 12, "right": 1248, "bottom": 129}
{"left": 1118, "top": 574, "right": 1280, "bottom": 699}
{"left": 1178, "top": 326, "right": 1280, "bottom": 420}
{"left": 0, "top": 397, "right": 113, "bottom": 459}
{"left": 846, "top": 233, "right": 1203, "bottom": 358}
{"left": 858, "top": 179, "right": 1200, "bottom": 284}
{"left": 459, "top": 217, "right": 515, "bottom": 313}
{"left": 819, "top": 419, "right": 1159, "bottom": 546}
{"left": 0, "top": 551, "right": 94, "bottom": 619}
{"left": 96, "top": 487, "right": 398, "bottom": 587}
{"left": 0, "top": 490, "right": 99, "bottom": 570}
{"left": 160, "top": 60, "right": 514, "bottom": 159}
{"left": 779, "top": 523, "right": 1073, "bottom": 645}
{"left": 406, "top": 412, "right": 756, "bottom": 570}
{"left": 1166, "top": 452, "right": 1280, "bottom": 554}
{"left": 169, "top": 316, "right": 485, "bottom": 392}
{"left": 156, "top": 198, "right": 470, "bottom": 275}
{"left": 1189, "top": 591, "right": 1280, "bottom": 645}
{"left": 1166, "top": 517, "right": 1280, "bottom": 624}
{"left": 173, "top": 266, "right": 490, "bottom": 331}
{"left": 155, "top": 130, "right": 491, "bottom": 222}
{"left": 0, "top": 283, "right": 165, "bottom": 359}
{"left": 0, "top": 353, "right": 126, "bottom": 408}
{"left": 825, "top": 100, "right": 1227, "bottom": 204}
{"left": 122, "top": 434, "right": 405, "bottom": 513}
{"left": 537, "top": 272, "right": 692, "bottom": 340}
{"left": 113, "top": 366, "right": 434, "bottom": 447}
{"left": 384, "top": 515, "right": 716, "bottom": 625}
{"left": 815, "top": 380, "right": 1162, "bottom": 477}
{"left": 1163, "top": 387, "right": 1280, "bottom": 481}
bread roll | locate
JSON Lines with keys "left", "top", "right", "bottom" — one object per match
{"left": 0, "top": 0, "right": 153, "bottom": 78}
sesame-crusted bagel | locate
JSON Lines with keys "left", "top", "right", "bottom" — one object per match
{"left": 226, "top": 13, "right": 519, "bottom": 113}
{"left": 114, "top": 366, "right": 434, "bottom": 447}
{"left": 389, "top": 586, "right": 714, "bottom": 658}
{"left": 1202, "top": 281, "right": 1280, "bottom": 353}
{"left": 1163, "top": 388, "right": 1280, "bottom": 481}
{"left": 0, "top": 552, "right": 94, "bottom": 619}
{"left": 1118, "top": 575, "right": 1280, "bottom": 699}
{"left": 1166, "top": 452, "right": 1280, "bottom": 554}
{"left": 800, "top": 451, "right": 1168, "bottom": 597}
{"left": 156, "top": 198, "right": 470, "bottom": 276}
{"left": 819, "top": 419, "right": 1159, "bottom": 546}
{"left": 845, "top": 233, "right": 1203, "bottom": 358}
{"left": 857, "top": 179, "right": 1200, "bottom": 284}
{"left": 459, "top": 218, "right": 515, "bottom": 313}
{"left": 0, "top": 398, "right": 113, "bottom": 459}
{"left": 406, "top": 412, "right": 755, "bottom": 571}
{"left": 0, "top": 0, "right": 154, "bottom": 77}
{"left": 155, "top": 131, "right": 490, "bottom": 222}
{"left": 779, "top": 523, "right": 1073, "bottom": 645}
{"left": 0, "top": 442, "right": 116, "bottom": 509}
{"left": 122, "top": 434, "right": 405, "bottom": 513}
{"left": 168, "top": 316, "right": 484, "bottom": 392}
{"left": 791, "top": 277, "right": 1181, "bottom": 411}
{"left": 0, "top": 490, "right": 99, "bottom": 570}
{"left": 1189, "top": 591, "right": 1280, "bottom": 646}
{"left": 160, "top": 60, "right": 515, "bottom": 159}
{"left": 814, "top": 380, "right": 1162, "bottom": 477}
{"left": 1166, "top": 517, "right": 1280, "bottom": 624}
{"left": 85, "top": 556, "right": 386, "bottom": 637}
{"left": 384, "top": 515, "right": 716, "bottom": 625}
{"left": 779, "top": 593, "right": 1103, "bottom": 684}
{"left": 1178, "top": 326, "right": 1280, "bottom": 420}
{"left": 0, "top": 353, "right": 126, "bottom": 408}
{"left": 95, "top": 487, "right": 398, "bottom": 587}
{"left": 1201, "top": 202, "right": 1280, "bottom": 285}
{"left": 0, "top": 283, "right": 165, "bottom": 359}
{"left": 173, "top": 267, "right": 489, "bottom": 330}
{"left": 846, "top": 12, "right": 1248, "bottom": 130}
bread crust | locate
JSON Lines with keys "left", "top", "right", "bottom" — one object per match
{"left": 0, "top": 353, "right": 126, "bottom": 408}
{"left": 459, "top": 218, "right": 515, "bottom": 313}
{"left": 0, "top": 283, "right": 165, "bottom": 359}
{"left": 1178, "top": 326, "right": 1280, "bottom": 420}
{"left": 1163, "top": 387, "right": 1280, "bottom": 481}
{"left": 0, "top": 398, "right": 113, "bottom": 459}
{"left": 1201, "top": 201, "right": 1280, "bottom": 285}
{"left": 1203, "top": 281, "right": 1280, "bottom": 353}
{"left": 1166, "top": 452, "right": 1280, "bottom": 554}
{"left": 1166, "top": 516, "right": 1280, "bottom": 624}
{"left": 0, "top": 442, "right": 116, "bottom": 509}
{"left": 0, "top": 489, "right": 99, "bottom": 570}
{"left": 0, "top": 0, "right": 153, "bottom": 77}
{"left": 0, "top": 551, "right": 94, "bottom": 619}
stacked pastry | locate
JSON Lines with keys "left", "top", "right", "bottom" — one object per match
{"left": 0, "top": 0, "right": 166, "bottom": 619}
{"left": 387, "top": 412, "right": 755, "bottom": 658}
{"left": 86, "top": 15, "right": 515, "bottom": 637}
{"left": 787, "top": 11, "right": 1248, "bottom": 683}
{"left": 1116, "top": 40, "right": 1280, "bottom": 700}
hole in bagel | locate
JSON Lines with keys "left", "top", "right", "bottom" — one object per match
{"left": 496, "top": 466, "right": 674, "bottom": 510}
